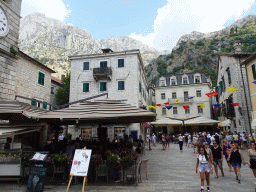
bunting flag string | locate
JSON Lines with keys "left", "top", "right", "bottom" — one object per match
{"left": 188, "top": 96, "right": 195, "bottom": 99}
{"left": 206, "top": 92, "right": 218, "bottom": 97}
{"left": 156, "top": 104, "right": 161, "bottom": 107}
{"left": 198, "top": 104, "right": 205, "bottom": 108}
{"left": 253, "top": 81, "right": 256, "bottom": 84}
{"left": 166, "top": 106, "right": 173, "bottom": 110}
{"left": 174, "top": 100, "right": 181, "bottom": 104}
{"left": 213, "top": 104, "right": 221, "bottom": 108}
{"left": 152, "top": 106, "right": 158, "bottom": 109}
{"left": 230, "top": 103, "right": 239, "bottom": 106}
{"left": 139, "top": 106, "right": 147, "bottom": 110}
{"left": 183, "top": 105, "right": 189, "bottom": 110}
{"left": 226, "top": 86, "right": 237, "bottom": 92}
{"left": 164, "top": 102, "right": 170, "bottom": 105}
{"left": 147, "top": 105, "right": 153, "bottom": 108}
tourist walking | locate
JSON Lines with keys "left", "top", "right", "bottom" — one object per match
{"left": 196, "top": 146, "right": 213, "bottom": 192}
{"left": 162, "top": 133, "right": 166, "bottom": 150}
{"left": 222, "top": 139, "right": 232, "bottom": 171}
{"left": 204, "top": 143, "right": 213, "bottom": 163}
{"left": 152, "top": 133, "right": 156, "bottom": 147}
{"left": 178, "top": 134, "right": 183, "bottom": 152}
{"left": 192, "top": 133, "right": 198, "bottom": 153}
{"left": 211, "top": 141, "right": 224, "bottom": 178}
{"left": 146, "top": 133, "right": 150, "bottom": 143}
{"left": 166, "top": 133, "right": 170, "bottom": 149}
{"left": 188, "top": 133, "right": 192, "bottom": 148}
{"left": 225, "top": 133, "right": 231, "bottom": 144}
{"left": 228, "top": 143, "right": 246, "bottom": 183}
{"left": 247, "top": 142, "right": 256, "bottom": 183}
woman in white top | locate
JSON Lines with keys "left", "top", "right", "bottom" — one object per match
{"left": 178, "top": 134, "right": 184, "bottom": 152}
{"left": 196, "top": 147, "right": 213, "bottom": 192}
{"left": 151, "top": 133, "right": 156, "bottom": 147}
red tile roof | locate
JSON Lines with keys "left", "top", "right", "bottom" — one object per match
{"left": 51, "top": 76, "right": 62, "bottom": 85}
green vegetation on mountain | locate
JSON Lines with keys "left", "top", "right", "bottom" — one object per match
{"left": 145, "top": 16, "right": 256, "bottom": 87}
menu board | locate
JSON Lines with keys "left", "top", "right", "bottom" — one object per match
{"left": 27, "top": 163, "right": 47, "bottom": 192}
{"left": 70, "top": 149, "right": 92, "bottom": 176}
{"left": 31, "top": 153, "right": 47, "bottom": 161}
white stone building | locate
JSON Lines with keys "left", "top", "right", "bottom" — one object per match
{"left": 155, "top": 72, "right": 212, "bottom": 134}
{"left": 217, "top": 41, "right": 252, "bottom": 133}
{"left": 69, "top": 49, "right": 150, "bottom": 141}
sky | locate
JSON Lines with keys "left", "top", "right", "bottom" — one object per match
{"left": 21, "top": 0, "right": 256, "bottom": 51}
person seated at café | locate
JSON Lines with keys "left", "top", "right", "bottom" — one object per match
{"left": 132, "top": 147, "right": 141, "bottom": 160}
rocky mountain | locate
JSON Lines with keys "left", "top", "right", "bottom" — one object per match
{"left": 19, "top": 12, "right": 162, "bottom": 79}
{"left": 145, "top": 14, "right": 256, "bottom": 87}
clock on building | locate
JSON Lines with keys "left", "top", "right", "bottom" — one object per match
{"left": 0, "top": 6, "right": 9, "bottom": 37}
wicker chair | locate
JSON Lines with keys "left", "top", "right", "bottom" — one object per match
{"left": 139, "top": 159, "right": 148, "bottom": 182}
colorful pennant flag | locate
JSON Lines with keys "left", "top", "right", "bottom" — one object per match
{"left": 156, "top": 104, "right": 161, "bottom": 107}
{"left": 230, "top": 103, "right": 239, "bottom": 106}
{"left": 188, "top": 96, "right": 195, "bottom": 99}
{"left": 174, "top": 100, "right": 181, "bottom": 104}
{"left": 198, "top": 104, "right": 205, "bottom": 108}
{"left": 211, "top": 92, "right": 218, "bottom": 96}
{"left": 183, "top": 105, "right": 189, "bottom": 110}
{"left": 139, "top": 106, "right": 147, "bottom": 110}
{"left": 213, "top": 108, "right": 216, "bottom": 114}
{"left": 206, "top": 93, "right": 213, "bottom": 97}
{"left": 226, "top": 86, "right": 237, "bottom": 92}
{"left": 152, "top": 106, "right": 158, "bottom": 109}
{"left": 147, "top": 105, "right": 153, "bottom": 108}
{"left": 166, "top": 106, "right": 173, "bottom": 110}
{"left": 164, "top": 102, "right": 170, "bottom": 105}
{"left": 253, "top": 81, "right": 256, "bottom": 84}
{"left": 213, "top": 104, "right": 221, "bottom": 108}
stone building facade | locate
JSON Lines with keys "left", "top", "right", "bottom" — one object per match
{"left": 50, "top": 76, "right": 62, "bottom": 105}
{"left": 155, "top": 72, "right": 212, "bottom": 134}
{"left": 217, "top": 43, "right": 252, "bottom": 133}
{"left": 69, "top": 49, "right": 150, "bottom": 140}
{"left": 0, "top": 0, "right": 22, "bottom": 101}
{"left": 14, "top": 51, "right": 55, "bottom": 107}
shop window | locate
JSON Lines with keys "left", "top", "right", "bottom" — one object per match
{"left": 81, "top": 128, "right": 92, "bottom": 139}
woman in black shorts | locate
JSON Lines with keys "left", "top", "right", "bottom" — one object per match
{"left": 247, "top": 142, "right": 256, "bottom": 182}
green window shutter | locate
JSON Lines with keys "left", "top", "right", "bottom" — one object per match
{"left": 252, "top": 64, "right": 256, "bottom": 80}
{"left": 227, "top": 69, "right": 231, "bottom": 85}
{"left": 139, "top": 82, "right": 141, "bottom": 92}
{"left": 83, "top": 83, "right": 89, "bottom": 92}
{"left": 100, "top": 82, "right": 107, "bottom": 91}
{"left": 118, "top": 81, "right": 125, "bottom": 90}
{"left": 118, "top": 59, "right": 124, "bottom": 68}
{"left": 43, "top": 102, "right": 47, "bottom": 109}
{"left": 31, "top": 98, "right": 37, "bottom": 106}
{"left": 219, "top": 81, "right": 223, "bottom": 93}
{"left": 38, "top": 72, "right": 45, "bottom": 86}
{"left": 83, "top": 62, "right": 89, "bottom": 70}
{"left": 222, "top": 77, "right": 225, "bottom": 90}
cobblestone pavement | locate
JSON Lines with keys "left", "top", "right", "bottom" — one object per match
{"left": 1, "top": 143, "right": 255, "bottom": 192}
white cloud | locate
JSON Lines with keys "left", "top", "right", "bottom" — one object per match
{"left": 21, "top": 0, "right": 71, "bottom": 21}
{"left": 129, "top": 0, "right": 255, "bottom": 50}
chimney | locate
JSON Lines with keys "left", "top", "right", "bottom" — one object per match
{"left": 101, "top": 48, "right": 113, "bottom": 53}
{"left": 233, "top": 40, "right": 242, "bottom": 53}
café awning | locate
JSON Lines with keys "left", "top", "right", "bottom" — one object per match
{"left": 150, "top": 118, "right": 183, "bottom": 126}
{"left": 0, "top": 127, "right": 41, "bottom": 138}
{"left": 185, "top": 116, "right": 220, "bottom": 125}
{"left": 218, "top": 119, "right": 231, "bottom": 127}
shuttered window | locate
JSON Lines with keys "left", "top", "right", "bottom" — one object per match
{"left": 227, "top": 68, "right": 231, "bottom": 85}
{"left": 252, "top": 64, "right": 256, "bottom": 80}
{"left": 118, "top": 81, "right": 125, "bottom": 90}
{"left": 100, "top": 61, "right": 107, "bottom": 68}
{"left": 118, "top": 59, "right": 124, "bottom": 68}
{"left": 83, "top": 83, "right": 89, "bottom": 92}
{"left": 43, "top": 102, "right": 47, "bottom": 109}
{"left": 100, "top": 82, "right": 107, "bottom": 91}
{"left": 38, "top": 72, "right": 45, "bottom": 86}
{"left": 83, "top": 62, "right": 89, "bottom": 70}
{"left": 31, "top": 98, "right": 37, "bottom": 106}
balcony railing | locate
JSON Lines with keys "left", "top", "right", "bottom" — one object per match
{"left": 168, "top": 97, "right": 194, "bottom": 104}
{"left": 93, "top": 67, "right": 112, "bottom": 81}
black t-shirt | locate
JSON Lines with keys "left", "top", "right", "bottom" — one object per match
{"left": 211, "top": 146, "right": 222, "bottom": 159}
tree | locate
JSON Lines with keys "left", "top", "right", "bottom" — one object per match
{"left": 55, "top": 71, "right": 70, "bottom": 105}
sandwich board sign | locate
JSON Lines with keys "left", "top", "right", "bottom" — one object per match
{"left": 66, "top": 149, "right": 92, "bottom": 192}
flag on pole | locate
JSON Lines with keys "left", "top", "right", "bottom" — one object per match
{"left": 174, "top": 100, "right": 181, "bottom": 104}
{"left": 226, "top": 86, "right": 237, "bottom": 92}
